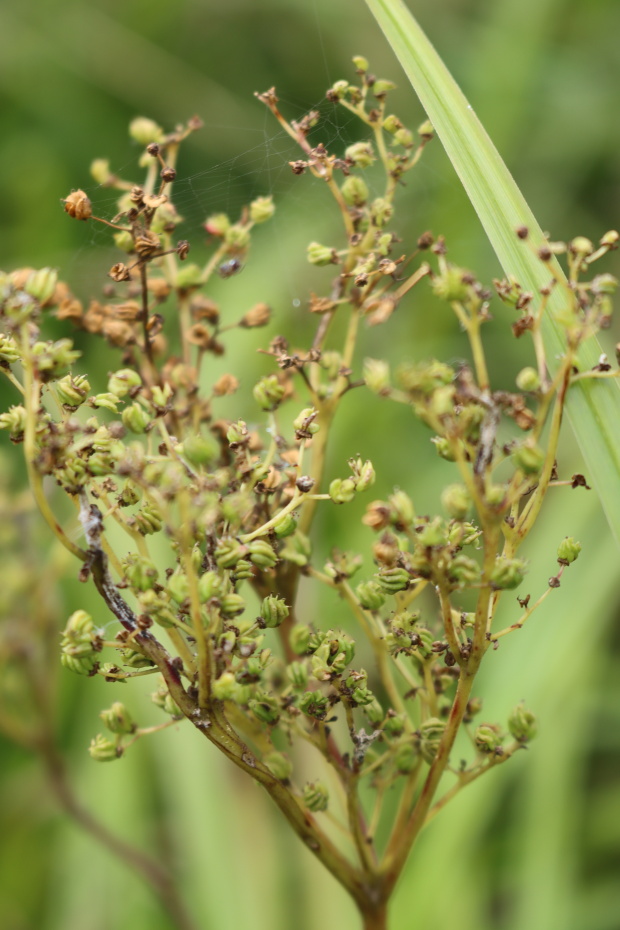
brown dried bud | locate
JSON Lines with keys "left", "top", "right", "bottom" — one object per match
{"left": 308, "top": 292, "right": 337, "bottom": 314}
{"left": 186, "top": 325, "right": 224, "bottom": 354}
{"left": 240, "top": 302, "right": 271, "bottom": 328}
{"left": 147, "top": 277, "right": 172, "bottom": 301}
{"left": 255, "top": 87, "right": 279, "bottom": 108}
{"left": 130, "top": 186, "right": 145, "bottom": 204}
{"left": 191, "top": 296, "right": 220, "bottom": 323}
{"left": 113, "top": 301, "right": 141, "bottom": 321}
{"left": 109, "top": 263, "right": 132, "bottom": 282}
{"left": 512, "top": 315, "right": 534, "bottom": 338}
{"left": 102, "top": 319, "right": 136, "bottom": 347}
{"left": 160, "top": 166, "right": 176, "bottom": 183}
{"left": 289, "top": 160, "right": 308, "bottom": 175}
{"left": 63, "top": 190, "right": 92, "bottom": 220}
{"left": 146, "top": 143, "right": 160, "bottom": 157}
{"left": 417, "top": 231, "right": 434, "bottom": 250}
{"left": 213, "top": 373, "right": 239, "bottom": 396}
{"left": 362, "top": 501, "right": 391, "bottom": 531}
{"left": 56, "top": 297, "right": 84, "bottom": 322}
{"left": 82, "top": 300, "right": 107, "bottom": 333}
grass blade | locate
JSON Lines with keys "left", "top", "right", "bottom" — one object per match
{"left": 365, "top": 0, "right": 620, "bottom": 547}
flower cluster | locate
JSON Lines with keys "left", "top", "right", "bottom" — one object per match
{"left": 1, "top": 59, "right": 617, "bottom": 926}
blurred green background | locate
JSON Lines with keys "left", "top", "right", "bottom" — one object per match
{"left": 1, "top": 0, "right": 619, "bottom": 928}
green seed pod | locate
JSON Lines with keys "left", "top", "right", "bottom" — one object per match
{"left": 377, "top": 567, "right": 411, "bottom": 594}
{"left": 214, "top": 538, "right": 247, "bottom": 569}
{"left": 198, "top": 572, "right": 222, "bottom": 604}
{"left": 99, "top": 702, "right": 136, "bottom": 735}
{"left": 299, "top": 691, "right": 329, "bottom": 720}
{"left": 370, "top": 197, "right": 393, "bottom": 228}
{"left": 273, "top": 511, "right": 297, "bottom": 539}
{"left": 329, "top": 478, "right": 357, "bottom": 505}
{"left": 204, "top": 212, "right": 230, "bottom": 237}
{"left": 220, "top": 593, "right": 246, "bottom": 618}
{"left": 54, "top": 374, "right": 91, "bottom": 407}
{"left": 345, "top": 141, "right": 375, "bottom": 168}
{"left": 120, "top": 647, "right": 155, "bottom": 669}
{"left": 122, "top": 402, "right": 151, "bottom": 434}
{"left": 363, "top": 357, "right": 391, "bottom": 395}
{"left": 569, "top": 236, "right": 594, "bottom": 258}
{"left": 249, "top": 195, "right": 275, "bottom": 224}
{"left": 388, "top": 490, "right": 415, "bottom": 527}
{"left": 431, "top": 436, "right": 456, "bottom": 461}
{"left": 230, "top": 559, "right": 254, "bottom": 583}
{"left": 280, "top": 530, "right": 312, "bottom": 567}
{"left": 490, "top": 557, "right": 528, "bottom": 590}
{"left": 175, "top": 263, "right": 203, "bottom": 290}
{"left": 395, "top": 741, "right": 418, "bottom": 774}
{"left": 341, "top": 175, "right": 369, "bottom": 207}
{"left": 512, "top": 441, "right": 545, "bottom": 475}
{"left": 224, "top": 223, "right": 250, "bottom": 251}
{"left": 441, "top": 484, "right": 471, "bottom": 520}
{"left": 303, "top": 781, "right": 329, "bottom": 812}
{"left": 167, "top": 572, "right": 189, "bottom": 605}
{"left": 247, "top": 539, "right": 278, "bottom": 570}
{"left": 24, "top": 268, "right": 58, "bottom": 304}
{"left": 31, "top": 338, "right": 80, "bottom": 379}
{"left": 364, "top": 698, "right": 385, "bottom": 725}
{"left": 263, "top": 751, "right": 292, "bottom": 781}
{"left": 107, "top": 368, "right": 142, "bottom": 398}
{"left": 293, "top": 406, "right": 320, "bottom": 435}
{"left": 151, "top": 680, "right": 181, "bottom": 716}
{"left": 212, "top": 672, "right": 237, "bottom": 701}
{"left": 133, "top": 502, "right": 162, "bottom": 536}
{"left": 90, "top": 393, "right": 120, "bottom": 412}
{"left": 307, "top": 242, "right": 337, "bottom": 266}
{"left": 419, "top": 717, "right": 446, "bottom": 763}
{"left": 515, "top": 366, "right": 541, "bottom": 392}
{"left": 0, "top": 406, "right": 27, "bottom": 439}
{"left": 508, "top": 703, "right": 537, "bottom": 742}
{"left": 253, "top": 374, "right": 285, "bottom": 411}
{"left": 61, "top": 653, "right": 99, "bottom": 675}
{"left": 431, "top": 266, "right": 470, "bottom": 302}
{"left": 290, "top": 625, "right": 311, "bottom": 655}
{"left": 129, "top": 116, "right": 164, "bottom": 145}
{"left": 417, "top": 518, "right": 446, "bottom": 549}
{"left": 249, "top": 692, "right": 280, "bottom": 725}
{"left": 356, "top": 580, "right": 386, "bottom": 611}
{"left": 448, "top": 554, "right": 481, "bottom": 586}
{"left": 394, "top": 127, "right": 414, "bottom": 147}
{"left": 286, "top": 661, "right": 309, "bottom": 690}
{"left": 0, "top": 334, "right": 21, "bottom": 363}
{"left": 260, "top": 595, "right": 289, "bottom": 628}
{"left": 391, "top": 610, "right": 420, "bottom": 634}
{"left": 350, "top": 458, "right": 376, "bottom": 492}
{"left": 113, "top": 230, "right": 135, "bottom": 253}
{"left": 181, "top": 432, "right": 219, "bottom": 467}
{"left": 383, "top": 712, "right": 406, "bottom": 736}
{"left": 474, "top": 723, "right": 503, "bottom": 754}
{"left": 351, "top": 686, "right": 375, "bottom": 706}
{"left": 557, "top": 537, "right": 581, "bottom": 565}
{"left": 122, "top": 553, "right": 158, "bottom": 591}
{"left": 88, "top": 734, "right": 122, "bottom": 762}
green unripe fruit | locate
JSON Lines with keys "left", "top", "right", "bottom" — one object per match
{"left": 513, "top": 442, "right": 545, "bottom": 475}
{"left": 377, "top": 567, "right": 411, "bottom": 594}
{"left": 395, "top": 741, "right": 418, "bottom": 774}
{"left": 356, "top": 580, "right": 386, "bottom": 611}
{"left": 303, "top": 782, "right": 329, "bottom": 812}
{"left": 557, "top": 537, "right": 581, "bottom": 565}
{"left": 260, "top": 595, "right": 289, "bottom": 628}
{"left": 287, "top": 661, "right": 309, "bottom": 690}
{"left": 247, "top": 539, "right": 278, "bottom": 569}
{"left": 129, "top": 117, "right": 164, "bottom": 145}
{"left": 307, "top": 242, "right": 337, "bottom": 266}
{"left": 329, "top": 478, "right": 356, "bottom": 504}
{"left": 508, "top": 703, "right": 537, "bottom": 742}
{"left": 441, "top": 484, "right": 471, "bottom": 520}
{"left": 341, "top": 176, "right": 369, "bottom": 207}
{"left": 220, "top": 593, "right": 246, "bottom": 618}
{"left": 272, "top": 512, "right": 297, "bottom": 538}
{"left": 290, "top": 625, "right": 311, "bottom": 655}
{"left": 299, "top": 691, "right": 329, "bottom": 720}
{"left": 99, "top": 702, "right": 136, "bottom": 735}
{"left": 212, "top": 672, "right": 237, "bottom": 701}
{"left": 419, "top": 718, "right": 446, "bottom": 763}
{"left": 88, "top": 734, "right": 122, "bottom": 762}
{"left": 249, "top": 195, "right": 275, "bottom": 224}
{"left": 490, "top": 557, "right": 528, "bottom": 590}
{"left": 474, "top": 723, "right": 503, "bottom": 754}
{"left": 264, "top": 752, "right": 292, "bottom": 781}
{"left": 253, "top": 375, "right": 285, "bottom": 411}
{"left": 197, "top": 571, "right": 222, "bottom": 602}
{"left": 516, "top": 367, "right": 541, "bottom": 392}
{"left": 182, "top": 433, "right": 219, "bottom": 467}
{"left": 122, "top": 402, "right": 151, "bottom": 434}
{"left": 249, "top": 692, "right": 280, "bottom": 724}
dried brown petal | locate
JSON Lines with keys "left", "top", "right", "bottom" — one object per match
{"left": 134, "top": 231, "right": 161, "bottom": 257}
{"left": 308, "top": 292, "right": 337, "bottom": 314}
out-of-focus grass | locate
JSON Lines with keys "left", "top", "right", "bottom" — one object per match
{"left": 1, "top": 1, "right": 619, "bottom": 929}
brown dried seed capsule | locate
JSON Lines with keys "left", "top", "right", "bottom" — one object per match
{"left": 240, "top": 302, "right": 271, "bottom": 328}
{"left": 56, "top": 297, "right": 84, "bottom": 322}
{"left": 176, "top": 240, "right": 190, "bottom": 260}
{"left": 191, "top": 296, "right": 220, "bottom": 322}
{"left": 146, "top": 143, "right": 160, "bottom": 157}
{"left": 296, "top": 475, "right": 315, "bottom": 493}
{"left": 63, "top": 189, "right": 92, "bottom": 220}
{"left": 213, "top": 373, "right": 239, "bottom": 396}
{"left": 134, "top": 231, "right": 161, "bottom": 257}
{"left": 109, "top": 263, "right": 132, "bottom": 283}
{"left": 160, "top": 166, "right": 176, "bottom": 183}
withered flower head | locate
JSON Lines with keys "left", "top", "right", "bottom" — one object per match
{"left": 63, "top": 190, "right": 92, "bottom": 221}
{"left": 109, "top": 263, "right": 132, "bottom": 283}
{"left": 213, "top": 373, "right": 239, "bottom": 396}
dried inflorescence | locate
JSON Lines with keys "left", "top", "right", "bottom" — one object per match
{"left": 1, "top": 58, "right": 618, "bottom": 927}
